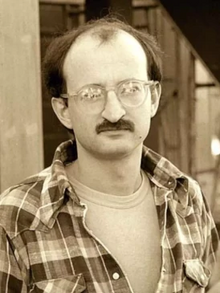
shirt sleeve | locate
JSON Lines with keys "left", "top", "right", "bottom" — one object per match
{"left": 201, "top": 191, "right": 219, "bottom": 266}
{"left": 200, "top": 192, "right": 220, "bottom": 291}
{"left": 0, "top": 226, "right": 27, "bottom": 293}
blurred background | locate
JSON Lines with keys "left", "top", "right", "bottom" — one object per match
{"left": 1, "top": 0, "right": 220, "bottom": 233}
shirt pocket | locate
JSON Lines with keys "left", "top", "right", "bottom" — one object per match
{"left": 183, "top": 259, "right": 211, "bottom": 292}
{"left": 31, "top": 274, "right": 86, "bottom": 293}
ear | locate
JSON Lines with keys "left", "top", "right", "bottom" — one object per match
{"left": 51, "top": 98, "right": 73, "bottom": 130}
{"left": 150, "top": 82, "right": 161, "bottom": 118}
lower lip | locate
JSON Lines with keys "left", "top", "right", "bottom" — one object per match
{"left": 99, "top": 129, "right": 130, "bottom": 135}
{"left": 101, "top": 128, "right": 130, "bottom": 132}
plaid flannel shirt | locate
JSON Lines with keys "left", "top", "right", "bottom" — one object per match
{"left": 0, "top": 139, "right": 219, "bottom": 293}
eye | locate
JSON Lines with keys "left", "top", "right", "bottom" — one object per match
{"left": 79, "top": 87, "right": 103, "bottom": 101}
{"left": 120, "top": 81, "right": 142, "bottom": 95}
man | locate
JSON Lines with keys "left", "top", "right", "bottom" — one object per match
{"left": 0, "top": 17, "right": 219, "bottom": 293}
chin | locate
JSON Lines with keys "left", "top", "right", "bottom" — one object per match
{"left": 91, "top": 143, "right": 142, "bottom": 160}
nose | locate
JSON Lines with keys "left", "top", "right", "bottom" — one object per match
{"left": 101, "top": 90, "right": 126, "bottom": 123}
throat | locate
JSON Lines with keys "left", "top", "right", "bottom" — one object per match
{"left": 65, "top": 154, "right": 143, "bottom": 196}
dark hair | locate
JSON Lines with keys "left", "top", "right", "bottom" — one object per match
{"left": 43, "top": 16, "right": 162, "bottom": 99}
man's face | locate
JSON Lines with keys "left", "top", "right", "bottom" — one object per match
{"left": 61, "top": 30, "right": 160, "bottom": 160}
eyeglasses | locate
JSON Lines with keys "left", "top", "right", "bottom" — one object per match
{"left": 60, "top": 79, "right": 159, "bottom": 113}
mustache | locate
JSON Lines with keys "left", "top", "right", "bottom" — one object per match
{"left": 96, "top": 119, "right": 135, "bottom": 134}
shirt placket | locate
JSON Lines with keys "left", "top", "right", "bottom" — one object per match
{"left": 80, "top": 203, "right": 134, "bottom": 293}
{"left": 154, "top": 187, "right": 175, "bottom": 293}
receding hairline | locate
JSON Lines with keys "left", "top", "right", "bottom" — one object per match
{"left": 70, "top": 25, "right": 134, "bottom": 47}
{"left": 65, "top": 25, "right": 146, "bottom": 60}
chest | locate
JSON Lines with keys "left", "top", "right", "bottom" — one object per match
{"left": 18, "top": 196, "right": 209, "bottom": 293}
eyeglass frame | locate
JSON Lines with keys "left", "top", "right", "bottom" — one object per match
{"left": 60, "top": 79, "right": 159, "bottom": 110}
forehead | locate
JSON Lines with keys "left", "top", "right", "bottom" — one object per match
{"left": 65, "top": 28, "right": 146, "bottom": 62}
{"left": 63, "top": 29, "right": 148, "bottom": 87}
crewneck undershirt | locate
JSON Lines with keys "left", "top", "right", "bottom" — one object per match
{"left": 70, "top": 171, "right": 161, "bottom": 293}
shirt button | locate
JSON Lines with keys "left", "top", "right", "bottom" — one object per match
{"left": 112, "top": 272, "right": 120, "bottom": 280}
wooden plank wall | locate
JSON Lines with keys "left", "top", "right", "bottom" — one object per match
{"left": 148, "top": 7, "right": 196, "bottom": 175}
{"left": 0, "top": 0, "right": 43, "bottom": 192}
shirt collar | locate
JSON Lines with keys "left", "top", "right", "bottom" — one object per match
{"left": 31, "top": 140, "right": 79, "bottom": 229}
{"left": 38, "top": 139, "right": 189, "bottom": 228}
{"left": 141, "top": 146, "right": 191, "bottom": 218}
{"left": 141, "top": 146, "right": 187, "bottom": 190}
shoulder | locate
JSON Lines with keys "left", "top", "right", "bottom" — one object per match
{"left": 143, "top": 146, "right": 206, "bottom": 205}
{"left": 145, "top": 146, "right": 214, "bottom": 218}
{"left": 0, "top": 167, "right": 51, "bottom": 238}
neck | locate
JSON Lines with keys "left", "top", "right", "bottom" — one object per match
{"left": 66, "top": 145, "right": 143, "bottom": 196}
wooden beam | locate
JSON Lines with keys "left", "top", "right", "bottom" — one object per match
{"left": 40, "top": 0, "right": 84, "bottom": 4}
{"left": 0, "top": 0, "right": 43, "bottom": 191}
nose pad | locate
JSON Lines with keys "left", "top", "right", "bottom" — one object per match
{"left": 101, "top": 91, "right": 126, "bottom": 123}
